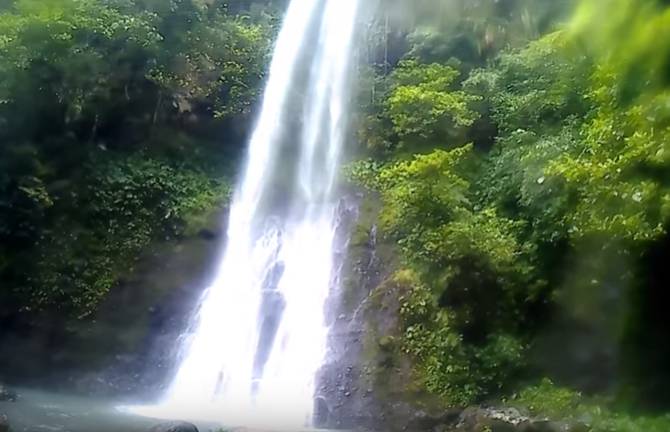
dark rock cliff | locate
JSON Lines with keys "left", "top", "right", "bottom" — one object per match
{"left": 0, "top": 208, "right": 229, "bottom": 399}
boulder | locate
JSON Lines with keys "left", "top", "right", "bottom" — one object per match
{"left": 455, "top": 407, "right": 535, "bottom": 432}
{"left": 452, "top": 408, "right": 589, "bottom": 432}
{"left": 149, "top": 421, "right": 199, "bottom": 432}
{"left": 527, "top": 420, "right": 590, "bottom": 432}
{"left": 407, "top": 408, "right": 462, "bottom": 431}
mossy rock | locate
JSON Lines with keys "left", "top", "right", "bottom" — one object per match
{"left": 379, "top": 335, "right": 396, "bottom": 351}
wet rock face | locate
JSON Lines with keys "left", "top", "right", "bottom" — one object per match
{"left": 0, "top": 385, "right": 17, "bottom": 402}
{"left": 417, "top": 407, "right": 590, "bottom": 432}
{"left": 345, "top": 405, "right": 588, "bottom": 432}
{"left": 0, "top": 208, "right": 228, "bottom": 398}
{"left": 313, "top": 395, "right": 330, "bottom": 427}
{"left": 406, "top": 408, "right": 463, "bottom": 431}
{"left": 148, "top": 421, "right": 198, "bottom": 432}
{"left": 315, "top": 196, "right": 385, "bottom": 431}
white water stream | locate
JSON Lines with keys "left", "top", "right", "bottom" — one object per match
{"left": 130, "top": 0, "right": 360, "bottom": 429}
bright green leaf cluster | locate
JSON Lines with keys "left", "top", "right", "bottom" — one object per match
{"left": 387, "top": 60, "right": 481, "bottom": 147}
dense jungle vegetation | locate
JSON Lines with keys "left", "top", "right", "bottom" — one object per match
{"left": 0, "top": 0, "right": 283, "bottom": 318}
{"left": 1, "top": 0, "right": 670, "bottom": 430}
{"left": 347, "top": 0, "right": 670, "bottom": 430}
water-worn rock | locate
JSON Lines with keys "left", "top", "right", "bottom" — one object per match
{"left": 149, "top": 421, "right": 199, "bottom": 432}
{"left": 0, "top": 385, "right": 17, "bottom": 402}
{"left": 451, "top": 407, "right": 588, "bottom": 432}
{"left": 455, "top": 407, "right": 527, "bottom": 431}
{"left": 407, "top": 408, "right": 462, "bottom": 431}
{"left": 0, "top": 415, "right": 9, "bottom": 432}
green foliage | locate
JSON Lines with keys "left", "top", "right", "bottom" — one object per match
{"left": 352, "top": 0, "right": 670, "bottom": 415}
{"left": 549, "top": 73, "right": 670, "bottom": 242}
{"left": 571, "top": 0, "right": 670, "bottom": 92}
{"left": 387, "top": 62, "right": 479, "bottom": 150}
{"left": 512, "top": 378, "right": 583, "bottom": 418}
{"left": 591, "top": 413, "right": 670, "bottom": 432}
{"left": 464, "top": 31, "right": 590, "bottom": 135}
{"left": 386, "top": 60, "right": 480, "bottom": 146}
{"left": 349, "top": 146, "right": 534, "bottom": 404}
{"left": 350, "top": 145, "right": 537, "bottom": 317}
{"left": 376, "top": 0, "right": 571, "bottom": 67}
{"left": 393, "top": 270, "right": 525, "bottom": 406}
{"left": 0, "top": 0, "right": 271, "bottom": 136}
{"left": 19, "top": 154, "right": 229, "bottom": 317}
{"left": 147, "top": 10, "right": 270, "bottom": 118}
{"left": 0, "top": 0, "right": 161, "bottom": 125}
{"left": 0, "top": 0, "right": 273, "bottom": 317}
{"left": 512, "top": 379, "right": 670, "bottom": 432}
{"left": 355, "top": 145, "right": 473, "bottom": 238}
{"left": 355, "top": 59, "right": 480, "bottom": 155}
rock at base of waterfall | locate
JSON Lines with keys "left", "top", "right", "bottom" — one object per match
{"left": 0, "top": 385, "right": 17, "bottom": 402}
{"left": 452, "top": 407, "right": 589, "bottom": 432}
{"left": 455, "top": 407, "right": 533, "bottom": 431}
{"left": 0, "top": 414, "right": 9, "bottom": 432}
{"left": 314, "top": 395, "right": 331, "bottom": 427}
{"left": 148, "top": 421, "right": 199, "bottom": 432}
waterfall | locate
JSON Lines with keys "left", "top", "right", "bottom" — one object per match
{"left": 130, "top": 0, "right": 361, "bottom": 429}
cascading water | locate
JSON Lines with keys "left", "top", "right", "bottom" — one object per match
{"left": 130, "top": 0, "right": 361, "bottom": 429}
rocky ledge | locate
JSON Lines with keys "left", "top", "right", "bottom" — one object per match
{"left": 403, "top": 407, "right": 588, "bottom": 432}
{"left": 149, "top": 421, "right": 199, "bottom": 432}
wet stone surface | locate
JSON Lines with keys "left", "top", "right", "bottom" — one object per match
{"left": 0, "top": 385, "right": 17, "bottom": 403}
{"left": 149, "top": 421, "right": 199, "bottom": 432}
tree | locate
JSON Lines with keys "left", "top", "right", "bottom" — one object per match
{"left": 0, "top": 0, "right": 274, "bottom": 317}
